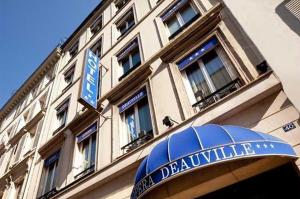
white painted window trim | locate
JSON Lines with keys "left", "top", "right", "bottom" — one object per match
{"left": 164, "top": 1, "right": 198, "bottom": 37}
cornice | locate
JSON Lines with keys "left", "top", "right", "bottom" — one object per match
{"left": 0, "top": 48, "right": 61, "bottom": 121}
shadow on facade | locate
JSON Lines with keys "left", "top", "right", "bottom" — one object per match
{"left": 219, "top": 3, "right": 265, "bottom": 80}
{"left": 276, "top": 0, "right": 300, "bottom": 37}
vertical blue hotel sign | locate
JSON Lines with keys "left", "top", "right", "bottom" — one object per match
{"left": 79, "top": 49, "right": 100, "bottom": 109}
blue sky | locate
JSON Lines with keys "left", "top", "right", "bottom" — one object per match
{"left": 0, "top": 0, "right": 100, "bottom": 108}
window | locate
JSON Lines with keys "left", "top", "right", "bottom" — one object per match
{"left": 26, "top": 93, "right": 33, "bottom": 106}
{"left": 63, "top": 65, "right": 75, "bottom": 91}
{"left": 5, "top": 144, "right": 18, "bottom": 172}
{"left": 0, "top": 153, "right": 5, "bottom": 169}
{"left": 31, "top": 118, "right": 44, "bottom": 149}
{"left": 117, "top": 40, "right": 141, "bottom": 80}
{"left": 91, "top": 39, "right": 102, "bottom": 58}
{"left": 23, "top": 110, "right": 30, "bottom": 123}
{"left": 116, "top": 9, "right": 135, "bottom": 37}
{"left": 80, "top": 134, "right": 96, "bottom": 171}
{"left": 69, "top": 41, "right": 79, "bottom": 59}
{"left": 15, "top": 103, "right": 23, "bottom": 117}
{"left": 14, "top": 181, "right": 24, "bottom": 199}
{"left": 120, "top": 90, "right": 153, "bottom": 152}
{"left": 115, "top": 0, "right": 130, "bottom": 11}
{"left": 31, "top": 84, "right": 40, "bottom": 98}
{"left": 13, "top": 134, "right": 26, "bottom": 163}
{"left": 178, "top": 37, "right": 239, "bottom": 110}
{"left": 75, "top": 123, "right": 97, "bottom": 179}
{"left": 90, "top": 16, "right": 103, "bottom": 36}
{"left": 55, "top": 99, "right": 69, "bottom": 130}
{"left": 162, "top": 0, "right": 199, "bottom": 38}
{"left": 44, "top": 162, "right": 57, "bottom": 194}
{"left": 39, "top": 91, "right": 48, "bottom": 110}
{"left": 7, "top": 124, "right": 17, "bottom": 138}
{"left": 19, "top": 95, "right": 29, "bottom": 112}
{"left": 41, "top": 151, "right": 60, "bottom": 196}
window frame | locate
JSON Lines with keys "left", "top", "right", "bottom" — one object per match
{"left": 55, "top": 99, "right": 70, "bottom": 131}
{"left": 31, "top": 118, "right": 44, "bottom": 149}
{"left": 42, "top": 159, "right": 58, "bottom": 195}
{"left": 115, "top": 0, "right": 130, "bottom": 12}
{"left": 163, "top": 1, "right": 199, "bottom": 38}
{"left": 181, "top": 46, "right": 238, "bottom": 105}
{"left": 90, "top": 15, "right": 103, "bottom": 36}
{"left": 68, "top": 41, "right": 79, "bottom": 59}
{"left": 116, "top": 8, "right": 136, "bottom": 39}
{"left": 90, "top": 38, "right": 102, "bottom": 58}
{"left": 31, "top": 83, "right": 40, "bottom": 98}
{"left": 15, "top": 181, "right": 24, "bottom": 199}
{"left": 6, "top": 123, "right": 17, "bottom": 138}
{"left": 13, "top": 134, "right": 27, "bottom": 164}
{"left": 120, "top": 49, "right": 140, "bottom": 73}
{"left": 117, "top": 38, "right": 142, "bottom": 81}
{"left": 74, "top": 122, "right": 98, "bottom": 179}
{"left": 79, "top": 134, "right": 96, "bottom": 170}
{"left": 11, "top": 143, "right": 18, "bottom": 161}
{"left": 62, "top": 64, "right": 76, "bottom": 92}
{"left": 120, "top": 97, "right": 153, "bottom": 149}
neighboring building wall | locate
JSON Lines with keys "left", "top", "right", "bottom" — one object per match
{"left": 0, "top": 51, "right": 60, "bottom": 199}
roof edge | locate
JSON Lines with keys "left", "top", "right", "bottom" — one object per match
{"left": 0, "top": 47, "right": 62, "bottom": 121}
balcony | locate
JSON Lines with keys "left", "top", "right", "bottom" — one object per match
{"left": 121, "top": 130, "right": 153, "bottom": 153}
{"left": 74, "top": 164, "right": 95, "bottom": 180}
{"left": 192, "top": 78, "right": 243, "bottom": 112}
{"left": 38, "top": 187, "right": 58, "bottom": 199}
{"left": 9, "top": 102, "right": 45, "bottom": 145}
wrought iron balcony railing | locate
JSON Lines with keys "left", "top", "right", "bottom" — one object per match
{"left": 74, "top": 164, "right": 95, "bottom": 180}
{"left": 37, "top": 187, "right": 58, "bottom": 199}
{"left": 121, "top": 130, "right": 153, "bottom": 153}
{"left": 192, "top": 78, "right": 242, "bottom": 111}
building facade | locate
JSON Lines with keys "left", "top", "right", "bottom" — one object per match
{"left": 0, "top": 0, "right": 300, "bottom": 199}
{"left": 0, "top": 48, "right": 61, "bottom": 198}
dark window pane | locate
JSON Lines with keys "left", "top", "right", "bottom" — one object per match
{"left": 44, "top": 163, "right": 56, "bottom": 193}
{"left": 82, "top": 138, "right": 90, "bottom": 169}
{"left": 185, "top": 62, "right": 211, "bottom": 101}
{"left": 138, "top": 98, "right": 152, "bottom": 133}
{"left": 131, "top": 50, "right": 141, "bottom": 67}
{"left": 69, "top": 42, "right": 79, "bottom": 58}
{"left": 115, "top": 0, "right": 129, "bottom": 10}
{"left": 64, "top": 68, "right": 74, "bottom": 85}
{"left": 166, "top": 16, "right": 181, "bottom": 35}
{"left": 90, "top": 134, "right": 96, "bottom": 165}
{"left": 91, "top": 17, "right": 102, "bottom": 35}
{"left": 180, "top": 4, "right": 197, "bottom": 24}
{"left": 127, "top": 15, "right": 135, "bottom": 28}
{"left": 125, "top": 107, "right": 137, "bottom": 141}
{"left": 119, "top": 12, "right": 135, "bottom": 36}
{"left": 119, "top": 23, "right": 127, "bottom": 35}
{"left": 121, "top": 57, "right": 130, "bottom": 74}
{"left": 202, "top": 50, "right": 232, "bottom": 90}
{"left": 91, "top": 39, "right": 102, "bottom": 58}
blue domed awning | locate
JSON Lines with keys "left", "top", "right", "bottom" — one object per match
{"left": 131, "top": 124, "right": 297, "bottom": 199}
